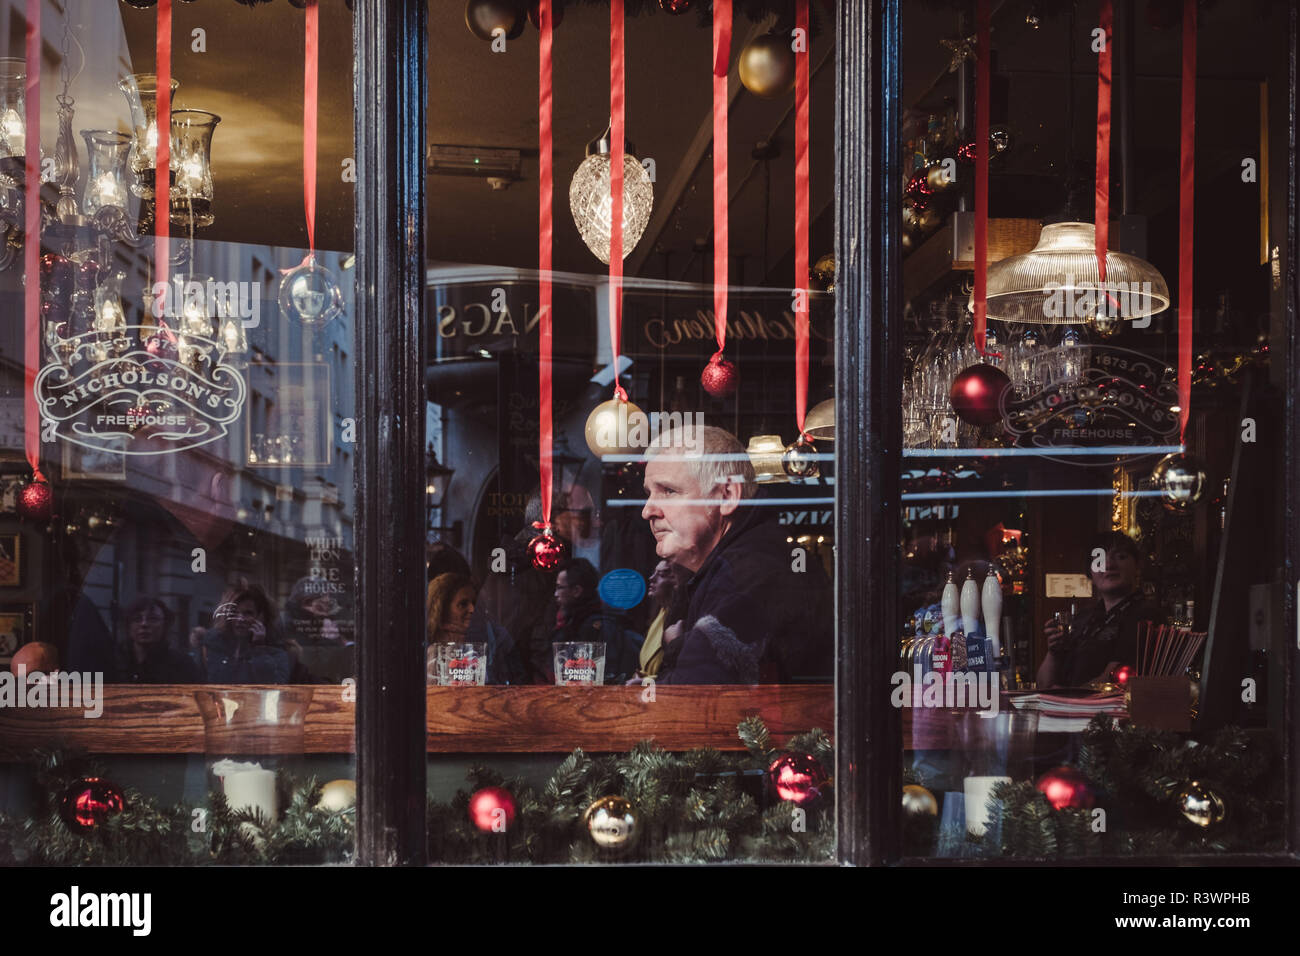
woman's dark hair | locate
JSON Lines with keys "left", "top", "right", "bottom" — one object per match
{"left": 123, "top": 596, "right": 175, "bottom": 635}
{"left": 226, "top": 586, "right": 276, "bottom": 629}
{"left": 1085, "top": 531, "right": 1141, "bottom": 573}
{"left": 427, "top": 573, "right": 477, "bottom": 636}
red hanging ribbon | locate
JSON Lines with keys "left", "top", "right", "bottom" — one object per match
{"left": 711, "top": 0, "right": 732, "bottom": 363}
{"left": 1178, "top": 0, "right": 1196, "bottom": 442}
{"left": 538, "top": 0, "right": 554, "bottom": 526}
{"left": 1095, "top": 0, "right": 1112, "bottom": 284}
{"left": 155, "top": 0, "right": 171, "bottom": 305}
{"left": 972, "top": 0, "right": 998, "bottom": 357}
{"left": 303, "top": 0, "right": 318, "bottom": 260}
{"left": 23, "top": 0, "right": 43, "bottom": 483}
{"left": 608, "top": 0, "right": 627, "bottom": 402}
{"left": 794, "top": 0, "right": 809, "bottom": 438}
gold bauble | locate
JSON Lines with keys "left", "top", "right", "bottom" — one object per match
{"left": 902, "top": 783, "right": 938, "bottom": 817}
{"left": 1086, "top": 309, "right": 1122, "bottom": 339}
{"left": 584, "top": 795, "right": 639, "bottom": 850}
{"left": 809, "top": 253, "right": 836, "bottom": 293}
{"left": 902, "top": 204, "right": 920, "bottom": 230}
{"left": 1177, "top": 781, "right": 1225, "bottom": 828}
{"left": 738, "top": 32, "right": 796, "bottom": 98}
{"left": 584, "top": 397, "right": 646, "bottom": 459}
{"left": 918, "top": 205, "right": 941, "bottom": 232}
{"left": 316, "top": 779, "right": 356, "bottom": 813}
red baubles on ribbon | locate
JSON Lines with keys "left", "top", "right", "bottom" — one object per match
{"left": 792, "top": 0, "right": 812, "bottom": 456}
{"left": 17, "top": 477, "right": 53, "bottom": 523}
{"left": 768, "top": 753, "right": 827, "bottom": 806}
{"left": 1177, "top": 0, "right": 1196, "bottom": 441}
{"left": 538, "top": 0, "right": 555, "bottom": 530}
{"left": 468, "top": 786, "right": 517, "bottom": 832}
{"left": 1035, "top": 766, "right": 1097, "bottom": 811}
{"left": 60, "top": 777, "right": 127, "bottom": 834}
{"left": 970, "top": 0, "right": 998, "bottom": 358}
{"left": 528, "top": 524, "right": 570, "bottom": 572}
{"left": 22, "top": 0, "right": 46, "bottom": 494}
{"left": 950, "top": 364, "right": 1011, "bottom": 427}
{"left": 700, "top": 355, "right": 738, "bottom": 398}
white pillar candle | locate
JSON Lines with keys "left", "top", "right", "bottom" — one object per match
{"left": 963, "top": 775, "right": 1011, "bottom": 837}
{"left": 212, "top": 760, "right": 278, "bottom": 822}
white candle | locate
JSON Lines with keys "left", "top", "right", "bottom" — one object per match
{"left": 212, "top": 759, "right": 278, "bottom": 822}
{"left": 964, "top": 775, "right": 1011, "bottom": 837}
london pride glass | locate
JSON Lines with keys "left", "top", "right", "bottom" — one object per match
{"left": 553, "top": 642, "right": 606, "bottom": 686}
{"left": 427, "top": 642, "right": 487, "bottom": 687}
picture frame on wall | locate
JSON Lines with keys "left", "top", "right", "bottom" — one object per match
{"left": 0, "top": 533, "right": 21, "bottom": 587}
{"left": 245, "top": 362, "right": 333, "bottom": 468}
{"left": 0, "top": 603, "right": 34, "bottom": 666}
{"left": 62, "top": 437, "right": 129, "bottom": 481}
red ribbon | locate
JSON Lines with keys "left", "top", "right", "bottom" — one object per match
{"left": 156, "top": 0, "right": 171, "bottom": 304}
{"left": 1095, "top": 0, "right": 1112, "bottom": 283}
{"left": 608, "top": 0, "right": 627, "bottom": 402}
{"left": 972, "top": 0, "right": 998, "bottom": 357}
{"left": 303, "top": 0, "right": 318, "bottom": 260}
{"left": 539, "top": 0, "right": 553, "bottom": 525}
{"left": 711, "top": 0, "right": 731, "bottom": 363}
{"left": 794, "top": 0, "right": 809, "bottom": 438}
{"left": 1178, "top": 0, "right": 1196, "bottom": 442}
{"left": 23, "top": 0, "right": 43, "bottom": 483}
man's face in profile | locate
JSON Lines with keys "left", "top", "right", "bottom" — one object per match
{"left": 642, "top": 453, "right": 729, "bottom": 573}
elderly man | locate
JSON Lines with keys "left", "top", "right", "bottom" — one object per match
{"left": 640, "top": 425, "right": 832, "bottom": 684}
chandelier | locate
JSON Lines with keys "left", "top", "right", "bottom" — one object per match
{"left": 569, "top": 123, "right": 654, "bottom": 264}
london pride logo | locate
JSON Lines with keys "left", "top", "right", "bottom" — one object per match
{"left": 34, "top": 325, "right": 247, "bottom": 455}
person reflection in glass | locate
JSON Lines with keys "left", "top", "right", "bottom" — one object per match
{"left": 114, "top": 597, "right": 201, "bottom": 683}
{"left": 201, "top": 586, "right": 291, "bottom": 683}
{"left": 640, "top": 426, "right": 832, "bottom": 684}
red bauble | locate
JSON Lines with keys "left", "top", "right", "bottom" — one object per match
{"left": 60, "top": 777, "right": 126, "bottom": 834}
{"left": 1113, "top": 665, "right": 1132, "bottom": 686}
{"left": 528, "top": 0, "right": 562, "bottom": 29}
{"left": 527, "top": 528, "right": 570, "bottom": 572}
{"left": 700, "top": 356, "right": 738, "bottom": 398}
{"left": 17, "top": 479, "right": 54, "bottom": 523}
{"left": 950, "top": 363, "right": 1011, "bottom": 427}
{"left": 768, "top": 753, "right": 827, "bottom": 806}
{"left": 468, "top": 786, "right": 517, "bottom": 832}
{"left": 659, "top": 0, "right": 693, "bottom": 13}
{"left": 1035, "top": 766, "right": 1096, "bottom": 811}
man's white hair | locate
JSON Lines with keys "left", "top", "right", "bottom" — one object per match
{"left": 646, "top": 425, "right": 756, "bottom": 500}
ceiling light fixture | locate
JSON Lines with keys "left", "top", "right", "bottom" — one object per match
{"left": 568, "top": 122, "right": 653, "bottom": 264}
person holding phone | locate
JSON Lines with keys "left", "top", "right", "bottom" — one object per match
{"left": 201, "top": 585, "right": 291, "bottom": 683}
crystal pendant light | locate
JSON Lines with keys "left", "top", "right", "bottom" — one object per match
{"left": 118, "top": 73, "right": 179, "bottom": 198}
{"left": 81, "top": 130, "right": 132, "bottom": 216}
{"left": 170, "top": 109, "right": 220, "bottom": 227}
{"left": 967, "top": 221, "right": 1169, "bottom": 325}
{"left": 569, "top": 124, "right": 654, "bottom": 264}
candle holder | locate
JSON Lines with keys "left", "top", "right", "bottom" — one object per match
{"left": 169, "top": 109, "right": 220, "bottom": 228}
{"left": 0, "top": 58, "right": 26, "bottom": 190}
{"left": 80, "top": 130, "right": 132, "bottom": 217}
{"left": 194, "top": 688, "right": 311, "bottom": 828}
{"left": 118, "top": 73, "right": 179, "bottom": 198}
{"left": 955, "top": 709, "right": 1038, "bottom": 839}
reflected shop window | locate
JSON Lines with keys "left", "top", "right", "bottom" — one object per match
{"left": 0, "top": 2, "right": 357, "bottom": 864}
{"left": 896, "top": 1, "right": 1287, "bottom": 859}
{"left": 423, "top": 2, "right": 837, "bottom": 862}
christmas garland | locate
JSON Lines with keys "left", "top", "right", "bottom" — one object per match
{"left": 0, "top": 718, "right": 833, "bottom": 865}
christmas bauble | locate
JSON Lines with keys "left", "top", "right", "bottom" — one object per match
{"left": 809, "top": 253, "right": 835, "bottom": 293}
{"left": 781, "top": 438, "right": 819, "bottom": 480}
{"left": 528, "top": 0, "right": 562, "bottom": 30}
{"left": 527, "top": 527, "right": 570, "bottom": 572}
{"left": 465, "top": 0, "right": 525, "bottom": 41}
{"left": 41, "top": 253, "right": 74, "bottom": 298}
{"left": 902, "top": 203, "right": 921, "bottom": 231}
{"left": 904, "top": 173, "right": 932, "bottom": 207}
{"left": 768, "top": 753, "right": 827, "bottom": 806}
{"left": 926, "top": 162, "right": 954, "bottom": 192}
{"left": 1035, "top": 766, "right": 1096, "bottom": 811}
{"left": 917, "top": 205, "right": 941, "bottom": 232}
{"left": 1113, "top": 665, "right": 1132, "bottom": 686}
{"left": 700, "top": 356, "right": 738, "bottom": 398}
{"left": 584, "top": 396, "right": 646, "bottom": 458}
{"left": 950, "top": 363, "right": 1011, "bottom": 427}
{"left": 17, "top": 478, "right": 54, "bottom": 523}
{"left": 11, "top": 641, "right": 58, "bottom": 676}
{"left": 315, "top": 779, "right": 356, "bottom": 813}
{"left": 902, "top": 783, "right": 938, "bottom": 817}
{"left": 76, "top": 258, "right": 101, "bottom": 292}
{"left": 1177, "top": 781, "right": 1225, "bottom": 828}
{"left": 583, "top": 795, "right": 638, "bottom": 850}
{"left": 1150, "top": 453, "right": 1207, "bottom": 512}
{"left": 738, "top": 32, "right": 796, "bottom": 99}
{"left": 278, "top": 260, "right": 344, "bottom": 329}
{"left": 60, "top": 777, "right": 126, "bottom": 834}
{"left": 468, "top": 785, "right": 516, "bottom": 832}
{"left": 1086, "top": 309, "right": 1122, "bottom": 339}
{"left": 658, "top": 0, "right": 692, "bottom": 12}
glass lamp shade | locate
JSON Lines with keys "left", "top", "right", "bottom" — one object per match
{"left": 170, "top": 110, "right": 220, "bottom": 228}
{"left": 569, "top": 151, "right": 654, "bottom": 264}
{"left": 118, "top": 73, "right": 180, "bottom": 197}
{"left": 80, "top": 130, "right": 132, "bottom": 216}
{"left": 803, "top": 399, "right": 835, "bottom": 441}
{"left": 747, "top": 434, "right": 788, "bottom": 484}
{"left": 0, "top": 58, "right": 26, "bottom": 186}
{"left": 967, "top": 221, "right": 1169, "bottom": 325}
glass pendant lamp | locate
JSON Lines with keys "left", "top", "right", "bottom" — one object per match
{"left": 569, "top": 123, "right": 654, "bottom": 264}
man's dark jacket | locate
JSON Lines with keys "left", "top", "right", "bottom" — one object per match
{"left": 657, "top": 499, "right": 832, "bottom": 684}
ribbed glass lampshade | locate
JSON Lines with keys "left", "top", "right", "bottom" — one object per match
{"left": 746, "top": 434, "right": 788, "bottom": 484}
{"left": 967, "top": 221, "right": 1169, "bottom": 325}
{"left": 569, "top": 151, "right": 654, "bottom": 264}
{"left": 803, "top": 399, "right": 835, "bottom": 441}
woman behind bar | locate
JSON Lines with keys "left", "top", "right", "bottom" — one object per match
{"left": 426, "top": 572, "right": 521, "bottom": 685}
{"left": 1036, "top": 531, "right": 1161, "bottom": 688}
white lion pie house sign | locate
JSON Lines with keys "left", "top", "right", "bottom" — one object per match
{"left": 34, "top": 325, "right": 247, "bottom": 456}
